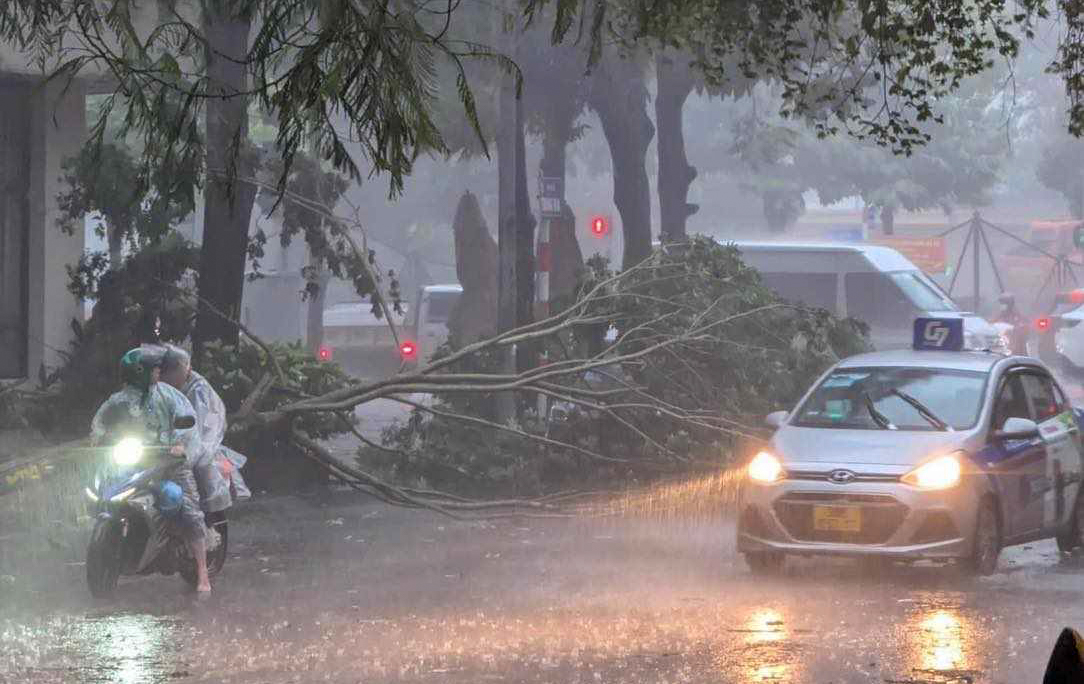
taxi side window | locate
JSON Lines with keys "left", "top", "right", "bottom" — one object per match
{"left": 993, "top": 374, "right": 1031, "bottom": 430}
{"left": 1020, "top": 373, "right": 1062, "bottom": 422}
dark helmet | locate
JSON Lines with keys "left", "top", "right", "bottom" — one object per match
{"left": 119, "top": 347, "right": 163, "bottom": 392}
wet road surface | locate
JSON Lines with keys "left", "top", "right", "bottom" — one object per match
{"left": 3, "top": 491, "right": 1084, "bottom": 683}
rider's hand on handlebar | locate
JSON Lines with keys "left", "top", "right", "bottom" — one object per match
{"left": 169, "top": 446, "right": 185, "bottom": 458}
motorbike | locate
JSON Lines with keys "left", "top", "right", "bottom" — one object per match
{"left": 84, "top": 415, "right": 229, "bottom": 598}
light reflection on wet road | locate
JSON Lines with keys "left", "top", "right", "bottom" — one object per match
{"left": 3, "top": 495, "right": 1084, "bottom": 683}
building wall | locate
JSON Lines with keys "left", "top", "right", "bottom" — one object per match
{"left": 0, "top": 82, "right": 31, "bottom": 378}
{"left": 0, "top": 77, "right": 87, "bottom": 381}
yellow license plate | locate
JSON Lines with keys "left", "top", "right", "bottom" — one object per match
{"left": 813, "top": 505, "right": 862, "bottom": 532}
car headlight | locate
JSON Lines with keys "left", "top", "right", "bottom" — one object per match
{"left": 902, "top": 454, "right": 962, "bottom": 490}
{"left": 748, "top": 451, "right": 785, "bottom": 483}
{"left": 112, "top": 437, "right": 145, "bottom": 467}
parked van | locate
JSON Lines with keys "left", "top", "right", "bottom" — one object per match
{"left": 731, "top": 242, "right": 1007, "bottom": 352}
{"left": 407, "top": 284, "right": 463, "bottom": 364}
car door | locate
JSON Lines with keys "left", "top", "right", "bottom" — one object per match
{"left": 986, "top": 370, "right": 1047, "bottom": 540}
{"left": 1020, "top": 372, "right": 1082, "bottom": 533}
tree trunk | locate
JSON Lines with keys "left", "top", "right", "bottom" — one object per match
{"left": 306, "top": 254, "right": 329, "bottom": 356}
{"left": 193, "top": 4, "right": 256, "bottom": 359}
{"left": 590, "top": 58, "right": 655, "bottom": 269}
{"left": 107, "top": 225, "right": 123, "bottom": 268}
{"left": 763, "top": 193, "right": 787, "bottom": 234}
{"left": 655, "top": 54, "right": 698, "bottom": 242}
{"left": 540, "top": 129, "right": 584, "bottom": 301}
{"left": 881, "top": 205, "right": 896, "bottom": 235}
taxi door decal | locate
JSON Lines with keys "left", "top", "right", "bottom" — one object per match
{"left": 1040, "top": 411, "right": 1076, "bottom": 529}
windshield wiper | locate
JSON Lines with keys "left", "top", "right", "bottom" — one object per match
{"left": 890, "top": 388, "right": 952, "bottom": 431}
{"left": 863, "top": 391, "right": 897, "bottom": 430}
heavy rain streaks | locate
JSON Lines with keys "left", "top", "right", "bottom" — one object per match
{"left": 3, "top": 486, "right": 1084, "bottom": 683}
{"left": 7, "top": 0, "right": 1084, "bottom": 682}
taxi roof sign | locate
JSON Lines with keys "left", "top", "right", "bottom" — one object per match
{"left": 913, "top": 317, "right": 964, "bottom": 351}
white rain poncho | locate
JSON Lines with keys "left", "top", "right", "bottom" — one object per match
{"left": 90, "top": 383, "right": 206, "bottom": 541}
{"left": 90, "top": 384, "right": 200, "bottom": 460}
{"left": 183, "top": 370, "right": 251, "bottom": 510}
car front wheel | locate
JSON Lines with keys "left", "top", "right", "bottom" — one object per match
{"left": 965, "top": 499, "right": 1001, "bottom": 576}
{"left": 1056, "top": 492, "right": 1084, "bottom": 554}
{"left": 745, "top": 551, "right": 785, "bottom": 574}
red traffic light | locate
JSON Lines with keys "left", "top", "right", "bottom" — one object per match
{"left": 317, "top": 345, "right": 333, "bottom": 362}
{"left": 590, "top": 215, "right": 609, "bottom": 238}
{"left": 1037, "top": 317, "right": 1052, "bottom": 332}
{"left": 399, "top": 340, "right": 418, "bottom": 360}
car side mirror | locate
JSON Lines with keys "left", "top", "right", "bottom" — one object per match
{"left": 996, "top": 416, "right": 1040, "bottom": 441}
{"left": 765, "top": 411, "right": 788, "bottom": 429}
{"left": 174, "top": 415, "right": 196, "bottom": 430}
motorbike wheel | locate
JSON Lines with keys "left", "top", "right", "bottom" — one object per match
{"left": 86, "top": 519, "right": 123, "bottom": 599}
{"left": 206, "top": 512, "right": 229, "bottom": 576}
{"left": 179, "top": 513, "right": 228, "bottom": 588}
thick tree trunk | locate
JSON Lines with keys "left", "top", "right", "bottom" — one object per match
{"left": 540, "top": 130, "right": 584, "bottom": 301}
{"left": 590, "top": 58, "right": 655, "bottom": 269}
{"left": 193, "top": 5, "right": 256, "bottom": 358}
{"left": 655, "top": 54, "right": 698, "bottom": 242}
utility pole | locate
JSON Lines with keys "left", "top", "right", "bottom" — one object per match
{"left": 495, "top": 3, "right": 519, "bottom": 423}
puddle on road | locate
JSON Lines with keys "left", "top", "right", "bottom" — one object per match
{"left": 2, "top": 612, "right": 186, "bottom": 684}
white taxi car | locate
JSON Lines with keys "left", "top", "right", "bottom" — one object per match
{"left": 738, "top": 318, "right": 1084, "bottom": 575}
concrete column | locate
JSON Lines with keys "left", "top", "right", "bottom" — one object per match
{"left": 26, "top": 78, "right": 87, "bottom": 378}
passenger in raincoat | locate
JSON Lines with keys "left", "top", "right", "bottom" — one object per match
{"left": 158, "top": 344, "right": 251, "bottom": 511}
{"left": 90, "top": 347, "right": 213, "bottom": 593}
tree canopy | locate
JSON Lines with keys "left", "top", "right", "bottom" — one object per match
{"left": 2, "top": 0, "right": 1080, "bottom": 207}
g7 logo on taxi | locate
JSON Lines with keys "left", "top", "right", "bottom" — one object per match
{"left": 923, "top": 321, "right": 950, "bottom": 347}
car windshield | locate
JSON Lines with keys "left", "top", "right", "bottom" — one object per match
{"left": 891, "top": 272, "right": 957, "bottom": 312}
{"left": 793, "top": 366, "right": 987, "bottom": 431}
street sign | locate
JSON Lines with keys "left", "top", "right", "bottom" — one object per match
{"left": 540, "top": 177, "right": 563, "bottom": 199}
{"left": 873, "top": 236, "right": 948, "bottom": 275}
{"left": 539, "top": 176, "right": 564, "bottom": 218}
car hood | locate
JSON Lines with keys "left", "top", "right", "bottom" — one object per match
{"left": 771, "top": 425, "right": 972, "bottom": 469}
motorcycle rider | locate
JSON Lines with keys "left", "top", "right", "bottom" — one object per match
{"left": 993, "top": 293, "right": 1029, "bottom": 356}
{"left": 90, "top": 347, "right": 213, "bottom": 593}
{"left": 158, "top": 344, "right": 251, "bottom": 510}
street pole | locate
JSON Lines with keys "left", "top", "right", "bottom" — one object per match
{"left": 495, "top": 7, "right": 518, "bottom": 424}
{"left": 973, "top": 213, "right": 982, "bottom": 312}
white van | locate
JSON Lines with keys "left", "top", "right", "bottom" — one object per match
{"left": 731, "top": 242, "right": 1007, "bottom": 352}
{"left": 408, "top": 284, "right": 463, "bottom": 363}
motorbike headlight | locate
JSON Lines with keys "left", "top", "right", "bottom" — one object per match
{"left": 748, "top": 451, "right": 785, "bottom": 484}
{"left": 902, "top": 454, "right": 962, "bottom": 490}
{"left": 112, "top": 437, "right": 144, "bottom": 467}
